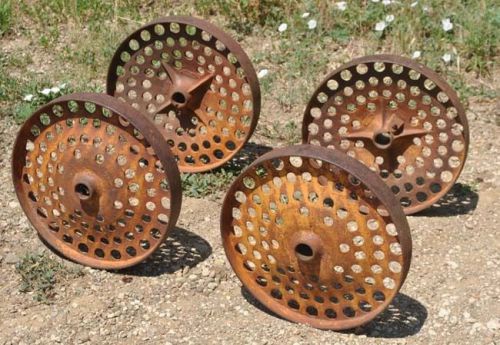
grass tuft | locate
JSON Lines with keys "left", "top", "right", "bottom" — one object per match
{"left": 181, "top": 158, "right": 248, "bottom": 198}
{"left": 195, "top": 0, "right": 297, "bottom": 34}
{"left": 258, "top": 120, "right": 301, "bottom": 145}
{"left": 15, "top": 252, "right": 84, "bottom": 303}
{"left": 182, "top": 168, "right": 239, "bottom": 198}
{"left": 0, "top": 0, "right": 12, "bottom": 36}
{"left": 12, "top": 83, "right": 75, "bottom": 123}
{"left": 181, "top": 144, "right": 270, "bottom": 198}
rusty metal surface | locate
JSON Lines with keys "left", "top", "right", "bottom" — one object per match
{"left": 12, "top": 93, "right": 182, "bottom": 269}
{"left": 302, "top": 55, "right": 469, "bottom": 214}
{"left": 221, "top": 144, "right": 412, "bottom": 330}
{"left": 107, "top": 16, "right": 261, "bottom": 173}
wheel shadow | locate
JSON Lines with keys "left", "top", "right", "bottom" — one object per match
{"left": 38, "top": 226, "right": 212, "bottom": 276}
{"left": 241, "top": 287, "right": 427, "bottom": 338}
{"left": 120, "top": 226, "right": 212, "bottom": 277}
{"left": 227, "top": 142, "right": 273, "bottom": 171}
{"left": 416, "top": 183, "right": 479, "bottom": 217}
{"left": 354, "top": 293, "right": 428, "bottom": 338}
{"left": 241, "top": 286, "right": 287, "bottom": 322}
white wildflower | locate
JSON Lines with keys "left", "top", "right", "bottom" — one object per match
{"left": 307, "top": 19, "right": 317, "bottom": 29}
{"left": 257, "top": 69, "right": 269, "bottom": 78}
{"left": 411, "top": 1, "right": 418, "bottom": 7}
{"left": 412, "top": 51, "right": 421, "bottom": 59}
{"left": 336, "top": 2, "right": 347, "bottom": 11}
{"left": 442, "top": 18, "right": 453, "bottom": 32}
{"left": 278, "top": 23, "right": 287, "bottom": 32}
{"left": 371, "top": 0, "right": 380, "bottom": 2}
{"left": 301, "top": 12, "right": 310, "bottom": 18}
{"left": 50, "top": 86, "right": 60, "bottom": 94}
{"left": 40, "top": 88, "right": 51, "bottom": 96}
{"left": 386, "top": 14, "right": 395, "bottom": 23}
{"left": 375, "top": 21, "right": 387, "bottom": 32}
{"left": 23, "top": 94, "right": 34, "bottom": 102}
{"left": 442, "top": 53, "right": 452, "bottom": 63}
{"left": 382, "top": 0, "right": 393, "bottom": 5}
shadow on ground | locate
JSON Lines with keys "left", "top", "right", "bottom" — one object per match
{"left": 39, "top": 226, "right": 212, "bottom": 277}
{"left": 241, "top": 286, "right": 287, "bottom": 322}
{"left": 416, "top": 183, "right": 479, "bottom": 217}
{"left": 242, "top": 288, "right": 427, "bottom": 338}
{"left": 227, "top": 142, "right": 273, "bottom": 172}
{"left": 120, "top": 226, "right": 212, "bottom": 277}
{"left": 356, "top": 293, "right": 427, "bottom": 338}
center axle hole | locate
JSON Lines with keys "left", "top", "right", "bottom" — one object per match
{"left": 374, "top": 132, "right": 392, "bottom": 146}
{"left": 75, "top": 183, "right": 91, "bottom": 199}
{"left": 172, "top": 92, "right": 187, "bottom": 104}
{"left": 295, "top": 243, "right": 314, "bottom": 261}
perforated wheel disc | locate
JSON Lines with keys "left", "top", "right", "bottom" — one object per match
{"left": 107, "top": 16, "right": 261, "bottom": 172}
{"left": 302, "top": 55, "right": 469, "bottom": 214}
{"left": 12, "top": 93, "right": 182, "bottom": 269}
{"left": 221, "top": 145, "right": 411, "bottom": 330}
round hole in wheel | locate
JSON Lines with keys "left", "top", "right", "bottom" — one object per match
{"left": 12, "top": 93, "right": 182, "bottom": 269}
{"left": 373, "top": 132, "right": 392, "bottom": 148}
{"left": 295, "top": 243, "right": 314, "bottom": 261}
{"left": 221, "top": 145, "right": 412, "bottom": 330}
{"left": 74, "top": 183, "right": 91, "bottom": 200}
{"left": 302, "top": 55, "right": 469, "bottom": 214}
{"left": 171, "top": 92, "right": 187, "bottom": 104}
{"left": 107, "top": 16, "right": 261, "bottom": 173}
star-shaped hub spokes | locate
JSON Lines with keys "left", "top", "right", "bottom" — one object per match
{"left": 341, "top": 98, "right": 428, "bottom": 150}
{"left": 157, "top": 61, "right": 215, "bottom": 126}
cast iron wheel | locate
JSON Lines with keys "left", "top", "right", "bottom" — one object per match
{"left": 107, "top": 16, "right": 261, "bottom": 172}
{"left": 12, "top": 93, "right": 181, "bottom": 269}
{"left": 302, "top": 55, "right": 469, "bottom": 214}
{"left": 221, "top": 144, "right": 412, "bottom": 330}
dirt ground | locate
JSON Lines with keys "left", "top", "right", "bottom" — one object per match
{"left": 0, "top": 22, "right": 499, "bottom": 345}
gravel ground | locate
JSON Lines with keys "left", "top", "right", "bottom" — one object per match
{"left": 0, "top": 96, "right": 499, "bottom": 345}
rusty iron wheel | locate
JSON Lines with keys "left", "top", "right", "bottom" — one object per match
{"left": 107, "top": 16, "right": 261, "bottom": 173}
{"left": 302, "top": 55, "right": 469, "bottom": 214}
{"left": 12, "top": 93, "right": 182, "bottom": 269}
{"left": 221, "top": 144, "right": 412, "bottom": 330}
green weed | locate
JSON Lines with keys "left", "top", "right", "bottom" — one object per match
{"left": 0, "top": 48, "right": 103, "bottom": 122}
{"left": 180, "top": 143, "right": 270, "bottom": 197}
{"left": 0, "top": 0, "right": 12, "bottom": 36}
{"left": 15, "top": 252, "right": 84, "bottom": 303}
{"left": 182, "top": 168, "right": 239, "bottom": 198}
{"left": 181, "top": 157, "right": 249, "bottom": 198}
{"left": 447, "top": 71, "right": 497, "bottom": 102}
{"left": 195, "top": 0, "right": 298, "bottom": 34}
{"left": 252, "top": 0, "right": 498, "bottom": 111}
{"left": 462, "top": 6, "right": 499, "bottom": 75}
{"left": 12, "top": 83, "right": 73, "bottom": 123}
{"left": 258, "top": 120, "right": 301, "bottom": 145}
